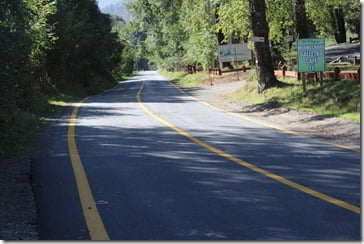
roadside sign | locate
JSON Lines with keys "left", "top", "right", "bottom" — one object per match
{"left": 297, "top": 38, "right": 325, "bottom": 72}
{"left": 218, "top": 43, "right": 252, "bottom": 62}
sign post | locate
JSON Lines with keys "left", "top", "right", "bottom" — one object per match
{"left": 297, "top": 38, "right": 325, "bottom": 92}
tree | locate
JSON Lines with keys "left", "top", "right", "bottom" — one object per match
{"left": 330, "top": 7, "right": 346, "bottom": 43}
{"left": 0, "top": 0, "right": 56, "bottom": 157}
{"left": 181, "top": 0, "right": 217, "bottom": 70}
{"left": 47, "top": 0, "right": 124, "bottom": 89}
{"left": 0, "top": 0, "right": 31, "bottom": 121}
{"left": 0, "top": 0, "right": 131, "bottom": 158}
{"left": 306, "top": 0, "right": 360, "bottom": 43}
{"left": 344, "top": 0, "right": 360, "bottom": 38}
{"left": 250, "top": 0, "right": 282, "bottom": 92}
{"left": 111, "top": 15, "right": 136, "bottom": 75}
{"left": 294, "top": 0, "right": 310, "bottom": 38}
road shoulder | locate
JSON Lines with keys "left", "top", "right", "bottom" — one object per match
{"left": 176, "top": 76, "right": 360, "bottom": 151}
{"left": 0, "top": 154, "right": 38, "bottom": 240}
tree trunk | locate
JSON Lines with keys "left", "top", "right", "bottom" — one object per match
{"left": 334, "top": 8, "right": 346, "bottom": 43}
{"left": 294, "top": 0, "right": 309, "bottom": 38}
{"left": 250, "top": 0, "right": 281, "bottom": 92}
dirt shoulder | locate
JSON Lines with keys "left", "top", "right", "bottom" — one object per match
{"left": 178, "top": 72, "right": 360, "bottom": 151}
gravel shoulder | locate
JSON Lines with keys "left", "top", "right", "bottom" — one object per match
{"left": 0, "top": 153, "right": 38, "bottom": 240}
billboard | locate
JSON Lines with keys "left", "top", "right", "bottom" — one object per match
{"left": 297, "top": 38, "right": 325, "bottom": 72}
{"left": 218, "top": 43, "right": 252, "bottom": 62}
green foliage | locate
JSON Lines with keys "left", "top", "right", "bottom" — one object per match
{"left": 129, "top": 0, "right": 219, "bottom": 71}
{"left": 24, "top": 0, "right": 57, "bottom": 69}
{"left": 111, "top": 15, "right": 136, "bottom": 75}
{"left": 306, "top": 0, "right": 360, "bottom": 40}
{"left": 128, "top": 0, "right": 185, "bottom": 70}
{"left": 181, "top": 0, "right": 217, "bottom": 70}
{"left": 0, "top": 0, "right": 32, "bottom": 120}
{"left": 47, "top": 0, "right": 124, "bottom": 88}
{"left": 266, "top": 0, "right": 295, "bottom": 42}
{"left": 216, "top": 0, "right": 251, "bottom": 42}
{"left": 0, "top": 0, "right": 134, "bottom": 158}
{"left": 1, "top": 112, "right": 39, "bottom": 158}
{"left": 160, "top": 70, "right": 209, "bottom": 87}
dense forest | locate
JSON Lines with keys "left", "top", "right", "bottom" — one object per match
{"left": 0, "top": 0, "right": 135, "bottom": 158}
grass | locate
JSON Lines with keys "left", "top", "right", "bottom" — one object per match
{"left": 162, "top": 68, "right": 360, "bottom": 123}
{"left": 159, "top": 70, "right": 209, "bottom": 87}
{"left": 326, "top": 62, "right": 360, "bottom": 72}
{"left": 0, "top": 92, "right": 80, "bottom": 159}
{"left": 1, "top": 73, "right": 134, "bottom": 159}
{"left": 231, "top": 76, "right": 360, "bottom": 123}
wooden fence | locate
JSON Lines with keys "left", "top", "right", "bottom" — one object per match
{"left": 274, "top": 69, "right": 359, "bottom": 81}
{"left": 208, "top": 67, "right": 359, "bottom": 81}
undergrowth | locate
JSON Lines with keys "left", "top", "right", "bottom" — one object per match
{"left": 0, "top": 74, "right": 133, "bottom": 159}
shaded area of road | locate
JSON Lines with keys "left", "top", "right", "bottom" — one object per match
{"left": 32, "top": 71, "right": 360, "bottom": 240}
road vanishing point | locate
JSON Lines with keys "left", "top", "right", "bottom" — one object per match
{"left": 32, "top": 71, "right": 360, "bottom": 240}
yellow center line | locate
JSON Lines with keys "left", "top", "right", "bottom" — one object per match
{"left": 68, "top": 98, "right": 110, "bottom": 240}
{"left": 167, "top": 80, "right": 360, "bottom": 153}
{"left": 137, "top": 81, "right": 360, "bottom": 214}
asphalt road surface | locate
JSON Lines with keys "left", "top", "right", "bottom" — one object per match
{"left": 32, "top": 71, "right": 360, "bottom": 240}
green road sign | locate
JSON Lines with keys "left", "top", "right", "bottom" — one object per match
{"left": 297, "top": 38, "right": 325, "bottom": 72}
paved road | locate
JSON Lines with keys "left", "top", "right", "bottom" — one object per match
{"left": 32, "top": 71, "right": 360, "bottom": 240}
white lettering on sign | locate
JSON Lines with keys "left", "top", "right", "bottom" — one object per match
{"left": 305, "top": 58, "right": 317, "bottom": 64}
{"left": 299, "top": 51, "right": 322, "bottom": 57}
{"left": 297, "top": 45, "right": 325, "bottom": 50}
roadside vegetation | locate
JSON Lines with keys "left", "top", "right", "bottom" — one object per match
{"left": 159, "top": 71, "right": 210, "bottom": 87}
{"left": 232, "top": 71, "right": 360, "bottom": 123}
{"left": 162, "top": 68, "right": 360, "bottom": 124}
{"left": 1, "top": 0, "right": 135, "bottom": 159}
{"left": 138, "top": 0, "right": 360, "bottom": 124}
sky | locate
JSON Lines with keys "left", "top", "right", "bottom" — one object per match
{"left": 97, "top": 0, "right": 121, "bottom": 8}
